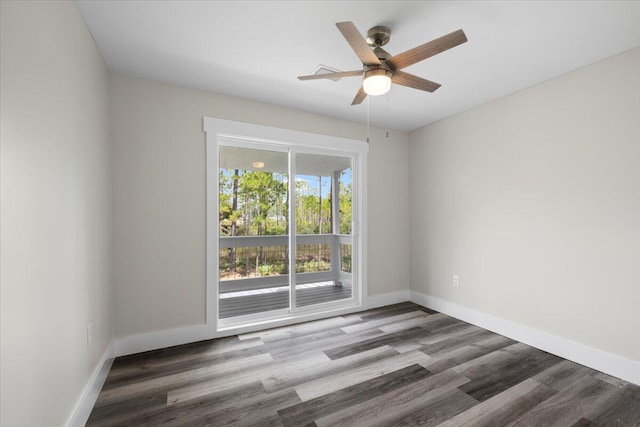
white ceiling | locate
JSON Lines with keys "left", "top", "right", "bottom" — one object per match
{"left": 76, "top": 1, "right": 640, "bottom": 132}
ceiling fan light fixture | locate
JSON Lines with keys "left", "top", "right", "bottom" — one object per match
{"left": 299, "top": 22, "right": 466, "bottom": 105}
{"left": 363, "top": 68, "right": 392, "bottom": 96}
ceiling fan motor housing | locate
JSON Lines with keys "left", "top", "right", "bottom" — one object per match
{"left": 366, "top": 25, "right": 392, "bottom": 47}
{"left": 367, "top": 26, "right": 393, "bottom": 64}
{"left": 364, "top": 63, "right": 393, "bottom": 76}
{"left": 373, "top": 46, "right": 392, "bottom": 61}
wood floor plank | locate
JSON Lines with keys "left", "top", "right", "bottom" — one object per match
{"left": 262, "top": 345, "right": 399, "bottom": 393}
{"left": 314, "top": 369, "right": 471, "bottom": 427}
{"left": 107, "top": 335, "right": 247, "bottom": 371}
{"left": 458, "top": 346, "right": 563, "bottom": 401}
{"left": 158, "top": 388, "right": 299, "bottom": 427}
{"left": 363, "top": 311, "right": 463, "bottom": 337}
{"left": 393, "top": 387, "right": 479, "bottom": 426}
{"left": 593, "top": 371, "right": 631, "bottom": 388}
{"left": 324, "top": 326, "right": 434, "bottom": 359}
{"left": 263, "top": 327, "right": 345, "bottom": 355}
{"left": 294, "top": 350, "right": 431, "bottom": 401}
{"left": 267, "top": 326, "right": 388, "bottom": 362}
{"left": 438, "top": 378, "right": 557, "bottom": 427}
{"left": 453, "top": 342, "right": 538, "bottom": 377}
{"left": 509, "top": 375, "right": 619, "bottom": 426}
{"left": 330, "top": 317, "right": 469, "bottom": 360}
{"left": 96, "top": 352, "right": 274, "bottom": 406}
{"left": 174, "top": 390, "right": 297, "bottom": 427}
{"left": 341, "top": 310, "right": 429, "bottom": 334}
{"left": 277, "top": 363, "right": 431, "bottom": 427}
{"left": 419, "top": 327, "right": 498, "bottom": 356}
{"left": 102, "top": 342, "right": 269, "bottom": 389}
{"left": 423, "top": 334, "right": 517, "bottom": 374}
{"left": 166, "top": 351, "right": 329, "bottom": 405}
{"left": 587, "top": 384, "right": 640, "bottom": 426}
{"left": 377, "top": 312, "right": 444, "bottom": 333}
{"left": 88, "top": 303, "right": 640, "bottom": 426}
{"left": 570, "top": 418, "right": 601, "bottom": 427}
{"left": 86, "top": 393, "right": 168, "bottom": 426}
{"left": 392, "top": 322, "right": 481, "bottom": 353}
{"left": 88, "top": 381, "right": 266, "bottom": 426}
{"left": 532, "top": 359, "right": 599, "bottom": 392}
{"left": 417, "top": 313, "right": 468, "bottom": 331}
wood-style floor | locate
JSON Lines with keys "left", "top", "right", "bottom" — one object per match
{"left": 88, "top": 302, "right": 640, "bottom": 426}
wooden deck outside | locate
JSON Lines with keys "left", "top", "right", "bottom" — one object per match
{"left": 219, "top": 283, "right": 352, "bottom": 318}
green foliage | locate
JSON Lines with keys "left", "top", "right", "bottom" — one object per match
{"left": 239, "top": 171, "right": 287, "bottom": 235}
{"left": 295, "top": 193, "right": 332, "bottom": 234}
{"left": 219, "top": 168, "right": 351, "bottom": 237}
{"left": 257, "top": 264, "right": 274, "bottom": 276}
{"left": 219, "top": 169, "right": 288, "bottom": 237}
{"left": 218, "top": 167, "right": 353, "bottom": 279}
{"left": 341, "top": 254, "right": 352, "bottom": 273}
{"left": 219, "top": 171, "right": 243, "bottom": 235}
{"left": 296, "top": 259, "right": 331, "bottom": 273}
{"left": 339, "top": 180, "right": 352, "bottom": 234}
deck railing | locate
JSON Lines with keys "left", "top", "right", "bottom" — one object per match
{"left": 218, "top": 234, "right": 352, "bottom": 293}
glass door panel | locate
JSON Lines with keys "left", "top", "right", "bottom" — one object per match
{"left": 294, "top": 153, "right": 353, "bottom": 309}
{"left": 218, "top": 145, "right": 290, "bottom": 320}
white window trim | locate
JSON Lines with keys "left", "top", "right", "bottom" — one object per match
{"left": 204, "top": 117, "right": 368, "bottom": 333}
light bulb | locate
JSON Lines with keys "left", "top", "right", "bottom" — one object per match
{"left": 363, "top": 69, "right": 392, "bottom": 96}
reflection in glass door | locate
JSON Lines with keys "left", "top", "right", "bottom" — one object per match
{"left": 294, "top": 153, "right": 353, "bottom": 310}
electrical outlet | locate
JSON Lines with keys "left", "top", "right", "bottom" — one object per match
{"left": 453, "top": 275, "right": 460, "bottom": 287}
{"left": 87, "top": 323, "right": 93, "bottom": 348}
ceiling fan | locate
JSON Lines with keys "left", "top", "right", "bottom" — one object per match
{"left": 298, "top": 22, "right": 467, "bottom": 105}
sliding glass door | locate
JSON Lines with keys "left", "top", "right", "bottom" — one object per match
{"left": 293, "top": 153, "right": 353, "bottom": 310}
{"left": 215, "top": 137, "right": 360, "bottom": 326}
{"left": 218, "top": 145, "right": 290, "bottom": 320}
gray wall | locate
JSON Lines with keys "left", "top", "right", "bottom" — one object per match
{"left": 409, "top": 47, "right": 640, "bottom": 362}
{"left": 110, "top": 73, "right": 410, "bottom": 338}
{"left": 0, "top": 2, "right": 113, "bottom": 426}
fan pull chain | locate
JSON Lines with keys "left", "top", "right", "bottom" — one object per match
{"left": 366, "top": 96, "right": 370, "bottom": 143}
{"left": 386, "top": 92, "right": 390, "bottom": 139}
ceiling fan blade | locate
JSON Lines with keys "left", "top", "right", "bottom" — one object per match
{"left": 336, "top": 22, "right": 381, "bottom": 66}
{"left": 387, "top": 29, "right": 467, "bottom": 70}
{"left": 351, "top": 86, "right": 367, "bottom": 105}
{"left": 392, "top": 71, "right": 441, "bottom": 92}
{"left": 298, "top": 70, "right": 363, "bottom": 81}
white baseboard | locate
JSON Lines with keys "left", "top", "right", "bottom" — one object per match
{"left": 365, "top": 290, "right": 410, "bottom": 310}
{"left": 115, "top": 324, "right": 210, "bottom": 357}
{"left": 65, "top": 341, "right": 115, "bottom": 427}
{"left": 114, "top": 290, "right": 409, "bottom": 356}
{"left": 410, "top": 290, "right": 640, "bottom": 386}
{"left": 114, "top": 291, "right": 411, "bottom": 357}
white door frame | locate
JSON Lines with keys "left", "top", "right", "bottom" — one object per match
{"left": 204, "top": 117, "right": 368, "bottom": 332}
